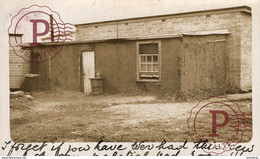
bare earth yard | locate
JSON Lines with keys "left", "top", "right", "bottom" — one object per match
{"left": 10, "top": 91, "right": 252, "bottom": 143}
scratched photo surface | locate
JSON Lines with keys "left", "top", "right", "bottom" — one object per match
{"left": 8, "top": 0, "right": 252, "bottom": 145}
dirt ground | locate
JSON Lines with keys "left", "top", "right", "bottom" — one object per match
{"left": 10, "top": 91, "right": 252, "bottom": 143}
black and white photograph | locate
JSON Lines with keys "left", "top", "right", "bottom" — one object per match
{"left": 0, "top": 0, "right": 259, "bottom": 157}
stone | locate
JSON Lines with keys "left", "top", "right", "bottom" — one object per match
{"left": 23, "top": 95, "right": 34, "bottom": 100}
{"left": 10, "top": 91, "right": 24, "bottom": 98}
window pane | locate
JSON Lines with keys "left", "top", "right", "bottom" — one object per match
{"left": 138, "top": 43, "right": 160, "bottom": 80}
{"left": 147, "top": 56, "right": 152, "bottom": 62}
{"left": 153, "top": 55, "right": 158, "bottom": 62}
{"left": 141, "top": 64, "right": 146, "bottom": 71}
{"left": 139, "top": 43, "right": 158, "bottom": 54}
{"left": 147, "top": 64, "right": 152, "bottom": 71}
{"left": 153, "top": 64, "right": 158, "bottom": 71}
{"left": 141, "top": 56, "right": 146, "bottom": 63}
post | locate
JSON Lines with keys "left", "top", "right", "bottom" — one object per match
{"left": 50, "top": 14, "right": 54, "bottom": 42}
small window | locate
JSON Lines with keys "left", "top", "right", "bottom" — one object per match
{"left": 137, "top": 42, "right": 160, "bottom": 81}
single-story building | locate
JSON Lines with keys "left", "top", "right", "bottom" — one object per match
{"left": 22, "top": 6, "right": 252, "bottom": 94}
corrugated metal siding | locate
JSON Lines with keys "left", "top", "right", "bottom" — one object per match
{"left": 9, "top": 36, "right": 31, "bottom": 89}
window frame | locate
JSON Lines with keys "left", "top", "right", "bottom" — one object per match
{"left": 136, "top": 40, "right": 161, "bottom": 82}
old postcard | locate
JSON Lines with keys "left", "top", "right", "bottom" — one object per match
{"left": 0, "top": 0, "right": 260, "bottom": 157}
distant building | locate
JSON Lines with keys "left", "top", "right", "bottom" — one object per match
{"left": 23, "top": 6, "right": 252, "bottom": 94}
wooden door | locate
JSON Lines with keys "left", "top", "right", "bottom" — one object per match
{"left": 82, "top": 51, "right": 95, "bottom": 94}
{"left": 182, "top": 38, "right": 227, "bottom": 91}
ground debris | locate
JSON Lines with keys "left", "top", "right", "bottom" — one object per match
{"left": 10, "top": 91, "right": 34, "bottom": 100}
{"left": 24, "top": 95, "right": 33, "bottom": 100}
{"left": 157, "top": 89, "right": 227, "bottom": 102}
{"left": 10, "top": 91, "right": 24, "bottom": 98}
{"left": 10, "top": 91, "right": 252, "bottom": 143}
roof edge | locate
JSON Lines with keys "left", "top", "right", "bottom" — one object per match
{"left": 22, "top": 34, "right": 183, "bottom": 47}
{"left": 22, "top": 29, "right": 230, "bottom": 47}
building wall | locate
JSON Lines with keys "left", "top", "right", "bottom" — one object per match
{"left": 240, "top": 13, "right": 252, "bottom": 91}
{"left": 76, "top": 10, "right": 252, "bottom": 91}
{"left": 30, "top": 44, "right": 91, "bottom": 91}
{"left": 29, "top": 38, "right": 182, "bottom": 93}
{"left": 94, "top": 38, "right": 182, "bottom": 93}
{"left": 160, "top": 38, "right": 182, "bottom": 92}
{"left": 9, "top": 35, "right": 31, "bottom": 89}
{"left": 94, "top": 41, "right": 138, "bottom": 93}
{"left": 76, "top": 12, "right": 241, "bottom": 41}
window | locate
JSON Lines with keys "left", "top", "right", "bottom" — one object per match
{"left": 137, "top": 41, "right": 161, "bottom": 81}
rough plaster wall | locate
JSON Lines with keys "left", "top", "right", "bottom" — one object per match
{"left": 94, "top": 41, "right": 138, "bottom": 93}
{"left": 30, "top": 45, "right": 91, "bottom": 91}
{"left": 30, "top": 42, "right": 139, "bottom": 93}
{"left": 240, "top": 13, "right": 252, "bottom": 91}
{"left": 31, "top": 39, "right": 182, "bottom": 93}
{"left": 48, "top": 45, "right": 80, "bottom": 91}
{"left": 160, "top": 39, "right": 182, "bottom": 91}
{"left": 30, "top": 47, "right": 51, "bottom": 90}
{"left": 93, "top": 39, "right": 182, "bottom": 93}
{"left": 76, "top": 12, "right": 250, "bottom": 90}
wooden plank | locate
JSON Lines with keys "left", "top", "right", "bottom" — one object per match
{"left": 82, "top": 51, "right": 95, "bottom": 94}
{"left": 9, "top": 55, "right": 31, "bottom": 89}
{"left": 9, "top": 50, "right": 31, "bottom": 61}
{"left": 181, "top": 37, "right": 227, "bottom": 91}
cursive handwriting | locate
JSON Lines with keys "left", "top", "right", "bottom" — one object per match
{"left": 1, "top": 139, "right": 254, "bottom": 156}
